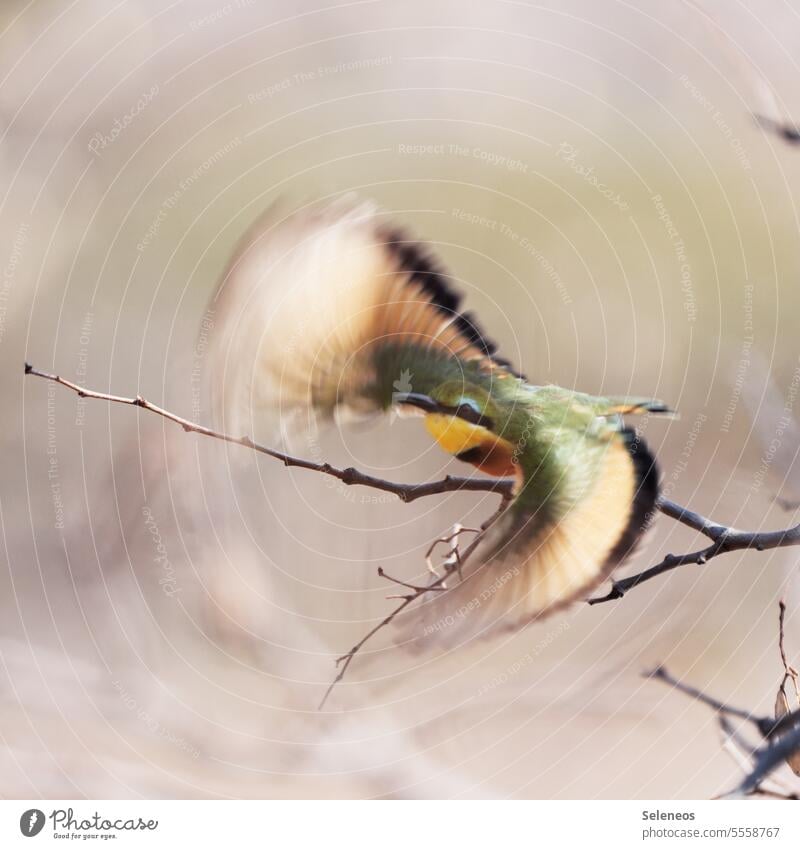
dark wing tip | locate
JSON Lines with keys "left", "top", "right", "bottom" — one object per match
{"left": 378, "top": 225, "right": 526, "bottom": 380}
{"left": 605, "top": 428, "right": 660, "bottom": 567}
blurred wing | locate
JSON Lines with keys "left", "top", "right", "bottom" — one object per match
{"left": 206, "top": 196, "right": 520, "bottom": 444}
{"left": 399, "top": 426, "right": 659, "bottom": 649}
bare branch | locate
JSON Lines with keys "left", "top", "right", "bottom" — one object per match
{"left": 754, "top": 113, "right": 800, "bottom": 145}
{"left": 778, "top": 599, "right": 800, "bottom": 685}
{"left": 28, "top": 362, "right": 800, "bottom": 614}
{"left": 317, "top": 495, "right": 512, "bottom": 709}
{"left": 716, "top": 716, "right": 799, "bottom": 799}
{"left": 22, "top": 363, "right": 517, "bottom": 708}
{"left": 646, "top": 666, "right": 776, "bottom": 737}
{"left": 24, "top": 363, "right": 512, "bottom": 504}
{"left": 648, "top": 665, "right": 800, "bottom": 797}
{"left": 712, "top": 715, "right": 800, "bottom": 800}
{"left": 730, "top": 723, "right": 800, "bottom": 798}
{"left": 589, "top": 498, "right": 800, "bottom": 604}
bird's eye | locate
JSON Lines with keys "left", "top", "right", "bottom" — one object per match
{"left": 453, "top": 398, "right": 492, "bottom": 428}
{"left": 456, "top": 397, "right": 481, "bottom": 417}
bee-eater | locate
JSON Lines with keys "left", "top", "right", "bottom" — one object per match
{"left": 208, "top": 197, "right": 666, "bottom": 643}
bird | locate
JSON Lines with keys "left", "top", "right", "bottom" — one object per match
{"left": 206, "top": 196, "right": 667, "bottom": 645}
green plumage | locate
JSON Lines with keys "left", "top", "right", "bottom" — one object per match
{"left": 209, "top": 197, "right": 667, "bottom": 633}
{"left": 373, "top": 341, "right": 663, "bottom": 523}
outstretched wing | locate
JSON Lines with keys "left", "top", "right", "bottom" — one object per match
{"left": 399, "top": 419, "right": 660, "bottom": 648}
{"left": 206, "top": 197, "right": 520, "bottom": 443}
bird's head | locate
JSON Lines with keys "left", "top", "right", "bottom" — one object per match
{"left": 393, "top": 381, "right": 518, "bottom": 477}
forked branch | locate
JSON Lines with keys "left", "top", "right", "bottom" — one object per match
{"left": 24, "top": 363, "right": 800, "bottom": 706}
{"left": 648, "top": 601, "right": 800, "bottom": 798}
{"left": 589, "top": 499, "right": 800, "bottom": 604}
{"left": 24, "top": 363, "right": 511, "bottom": 503}
{"left": 318, "top": 499, "right": 512, "bottom": 709}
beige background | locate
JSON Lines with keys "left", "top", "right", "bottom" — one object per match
{"left": 2, "top": 0, "right": 800, "bottom": 798}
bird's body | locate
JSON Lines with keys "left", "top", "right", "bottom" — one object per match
{"left": 208, "top": 197, "right": 665, "bottom": 643}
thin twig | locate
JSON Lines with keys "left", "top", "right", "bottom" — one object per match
{"left": 729, "top": 723, "right": 800, "bottom": 798}
{"left": 646, "top": 666, "right": 775, "bottom": 736}
{"left": 28, "top": 364, "right": 800, "bottom": 601}
{"left": 589, "top": 498, "right": 800, "bottom": 604}
{"left": 317, "top": 495, "right": 512, "bottom": 709}
{"left": 754, "top": 113, "right": 800, "bottom": 145}
{"left": 718, "top": 714, "right": 757, "bottom": 767}
{"left": 24, "top": 363, "right": 512, "bottom": 503}
{"left": 717, "top": 714, "right": 800, "bottom": 800}
{"left": 425, "top": 523, "right": 480, "bottom": 583}
{"left": 775, "top": 495, "right": 800, "bottom": 511}
{"left": 744, "top": 786, "right": 800, "bottom": 800}
{"left": 778, "top": 600, "right": 800, "bottom": 689}
{"left": 376, "top": 566, "right": 446, "bottom": 596}
{"left": 648, "top": 665, "right": 800, "bottom": 797}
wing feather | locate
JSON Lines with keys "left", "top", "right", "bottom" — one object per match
{"left": 400, "top": 428, "right": 658, "bottom": 648}
{"left": 206, "top": 196, "right": 519, "bottom": 442}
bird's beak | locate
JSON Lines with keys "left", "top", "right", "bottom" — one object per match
{"left": 392, "top": 392, "right": 443, "bottom": 415}
{"left": 393, "top": 392, "right": 490, "bottom": 427}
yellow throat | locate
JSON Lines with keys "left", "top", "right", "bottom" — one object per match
{"left": 423, "top": 413, "right": 517, "bottom": 477}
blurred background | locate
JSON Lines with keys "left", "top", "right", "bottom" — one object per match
{"left": 2, "top": 0, "right": 800, "bottom": 799}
